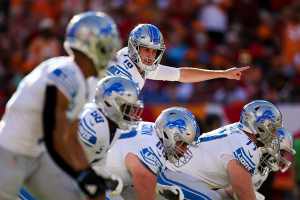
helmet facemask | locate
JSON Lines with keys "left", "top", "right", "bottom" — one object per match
{"left": 133, "top": 44, "right": 165, "bottom": 71}
{"left": 95, "top": 76, "right": 144, "bottom": 130}
{"left": 163, "top": 132, "right": 195, "bottom": 167}
{"left": 258, "top": 146, "right": 280, "bottom": 176}
{"left": 276, "top": 153, "right": 292, "bottom": 173}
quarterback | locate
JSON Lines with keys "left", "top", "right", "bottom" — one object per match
{"left": 87, "top": 23, "right": 249, "bottom": 102}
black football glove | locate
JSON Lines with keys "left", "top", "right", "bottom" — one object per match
{"left": 76, "top": 167, "right": 107, "bottom": 198}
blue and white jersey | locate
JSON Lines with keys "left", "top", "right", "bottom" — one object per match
{"left": 106, "top": 121, "right": 167, "bottom": 186}
{"left": 87, "top": 47, "right": 180, "bottom": 102}
{"left": 0, "top": 57, "right": 87, "bottom": 157}
{"left": 167, "top": 123, "right": 260, "bottom": 190}
{"left": 252, "top": 173, "right": 268, "bottom": 191}
{"left": 77, "top": 103, "right": 122, "bottom": 165}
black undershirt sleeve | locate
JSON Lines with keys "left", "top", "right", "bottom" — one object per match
{"left": 42, "top": 85, "right": 79, "bottom": 178}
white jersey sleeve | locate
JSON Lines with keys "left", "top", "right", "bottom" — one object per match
{"left": 46, "top": 58, "right": 87, "bottom": 122}
{"left": 229, "top": 124, "right": 259, "bottom": 175}
{"left": 106, "top": 122, "right": 167, "bottom": 186}
{"left": 78, "top": 103, "right": 121, "bottom": 164}
{"left": 146, "top": 64, "right": 180, "bottom": 81}
{"left": 105, "top": 55, "right": 145, "bottom": 89}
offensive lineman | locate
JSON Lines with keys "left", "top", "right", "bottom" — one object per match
{"left": 226, "top": 127, "right": 296, "bottom": 200}
{"left": 0, "top": 12, "right": 120, "bottom": 200}
{"left": 97, "top": 107, "right": 200, "bottom": 200}
{"left": 87, "top": 23, "right": 250, "bottom": 102}
{"left": 78, "top": 76, "right": 144, "bottom": 198}
{"left": 157, "top": 100, "right": 284, "bottom": 200}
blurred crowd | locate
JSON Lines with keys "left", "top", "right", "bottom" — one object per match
{"left": 1, "top": 0, "right": 300, "bottom": 112}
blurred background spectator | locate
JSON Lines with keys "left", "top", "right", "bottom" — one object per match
{"left": 1, "top": 1, "right": 300, "bottom": 198}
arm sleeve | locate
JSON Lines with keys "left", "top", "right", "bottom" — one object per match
{"left": 146, "top": 64, "right": 180, "bottom": 81}
{"left": 137, "top": 146, "right": 164, "bottom": 176}
{"left": 221, "top": 154, "right": 236, "bottom": 172}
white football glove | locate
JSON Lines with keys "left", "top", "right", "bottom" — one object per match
{"left": 155, "top": 183, "right": 184, "bottom": 200}
{"left": 254, "top": 191, "right": 265, "bottom": 200}
{"left": 92, "top": 165, "right": 123, "bottom": 198}
{"left": 106, "top": 174, "right": 123, "bottom": 198}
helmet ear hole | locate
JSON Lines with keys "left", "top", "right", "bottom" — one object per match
{"left": 163, "top": 131, "right": 169, "bottom": 139}
{"left": 258, "top": 127, "right": 264, "bottom": 132}
{"left": 101, "top": 46, "right": 106, "bottom": 54}
{"left": 104, "top": 101, "right": 112, "bottom": 107}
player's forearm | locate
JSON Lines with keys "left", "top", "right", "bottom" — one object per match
{"left": 63, "top": 135, "right": 90, "bottom": 170}
{"left": 178, "top": 68, "right": 225, "bottom": 83}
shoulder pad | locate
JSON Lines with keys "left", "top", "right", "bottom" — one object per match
{"left": 47, "top": 65, "right": 80, "bottom": 101}
{"left": 78, "top": 106, "right": 106, "bottom": 148}
{"left": 105, "top": 58, "right": 133, "bottom": 80}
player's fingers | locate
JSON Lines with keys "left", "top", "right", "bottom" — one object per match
{"left": 172, "top": 187, "right": 178, "bottom": 194}
{"left": 239, "top": 66, "right": 250, "bottom": 71}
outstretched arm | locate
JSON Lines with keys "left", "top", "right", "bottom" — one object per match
{"left": 125, "top": 152, "right": 157, "bottom": 200}
{"left": 178, "top": 66, "right": 250, "bottom": 82}
{"left": 227, "top": 159, "right": 255, "bottom": 200}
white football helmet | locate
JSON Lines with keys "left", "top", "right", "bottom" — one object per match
{"left": 155, "top": 107, "right": 200, "bottom": 167}
{"left": 128, "top": 24, "right": 166, "bottom": 71}
{"left": 239, "top": 100, "right": 283, "bottom": 150}
{"left": 271, "top": 127, "right": 296, "bottom": 173}
{"left": 94, "top": 76, "right": 143, "bottom": 130}
{"left": 64, "top": 11, "right": 121, "bottom": 78}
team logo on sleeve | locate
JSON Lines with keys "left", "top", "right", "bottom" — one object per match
{"left": 102, "top": 82, "right": 125, "bottom": 98}
{"left": 253, "top": 179, "right": 263, "bottom": 188}
{"left": 234, "top": 147, "right": 256, "bottom": 174}
{"left": 140, "top": 147, "right": 163, "bottom": 175}
{"left": 164, "top": 115, "right": 187, "bottom": 134}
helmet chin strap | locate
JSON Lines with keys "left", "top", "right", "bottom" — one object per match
{"left": 168, "top": 156, "right": 179, "bottom": 164}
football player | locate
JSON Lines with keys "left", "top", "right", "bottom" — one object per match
{"left": 157, "top": 100, "right": 283, "bottom": 200}
{"left": 87, "top": 23, "right": 249, "bottom": 102}
{"left": 0, "top": 11, "right": 120, "bottom": 200}
{"left": 226, "top": 127, "right": 296, "bottom": 200}
{"left": 97, "top": 107, "right": 200, "bottom": 200}
{"left": 78, "top": 76, "right": 143, "bottom": 198}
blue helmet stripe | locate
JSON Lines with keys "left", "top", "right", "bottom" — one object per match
{"left": 146, "top": 24, "right": 160, "bottom": 41}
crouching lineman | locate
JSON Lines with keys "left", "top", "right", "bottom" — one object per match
{"left": 225, "top": 127, "right": 296, "bottom": 200}
{"left": 77, "top": 76, "right": 144, "bottom": 198}
{"left": 96, "top": 107, "right": 200, "bottom": 200}
{"left": 157, "top": 100, "right": 284, "bottom": 200}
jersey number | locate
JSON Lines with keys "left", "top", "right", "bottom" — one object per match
{"left": 91, "top": 111, "right": 104, "bottom": 123}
